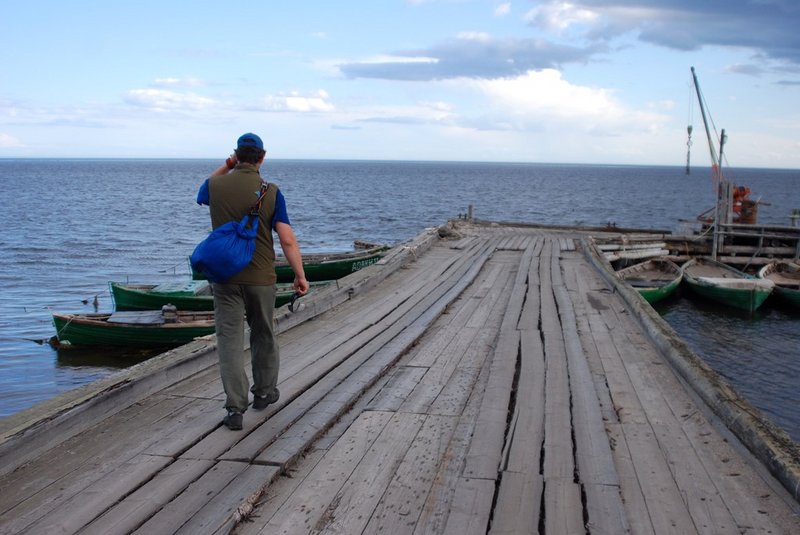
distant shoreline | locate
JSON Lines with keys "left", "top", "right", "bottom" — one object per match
{"left": 1, "top": 157, "right": 799, "bottom": 172}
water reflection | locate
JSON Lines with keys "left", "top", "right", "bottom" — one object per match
{"left": 55, "top": 345, "right": 164, "bottom": 369}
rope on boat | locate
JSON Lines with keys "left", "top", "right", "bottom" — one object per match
{"left": 158, "top": 261, "right": 186, "bottom": 275}
{"left": 742, "top": 242, "right": 764, "bottom": 273}
{"left": 50, "top": 308, "right": 76, "bottom": 340}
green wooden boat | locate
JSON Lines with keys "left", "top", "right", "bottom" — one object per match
{"left": 191, "top": 246, "right": 388, "bottom": 283}
{"left": 110, "top": 280, "right": 330, "bottom": 311}
{"left": 616, "top": 258, "right": 682, "bottom": 304}
{"left": 52, "top": 308, "right": 216, "bottom": 347}
{"left": 758, "top": 261, "right": 800, "bottom": 309}
{"left": 681, "top": 257, "right": 774, "bottom": 312}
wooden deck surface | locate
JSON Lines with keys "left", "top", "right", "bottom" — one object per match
{"left": 1, "top": 223, "right": 798, "bottom": 534}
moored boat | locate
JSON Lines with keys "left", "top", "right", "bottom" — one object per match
{"left": 681, "top": 257, "right": 774, "bottom": 312}
{"left": 758, "top": 261, "right": 800, "bottom": 308}
{"left": 276, "top": 246, "right": 387, "bottom": 282}
{"left": 110, "top": 280, "right": 330, "bottom": 311}
{"left": 51, "top": 308, "right": 215, "bottom": 347}
{"left": 616, "top": 258, "right": 682, "bottom": 303}
{"left": 191, "top": 245, "right": 389, "bottom": 282}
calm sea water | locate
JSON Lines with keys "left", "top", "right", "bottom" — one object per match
{"left": 1, "top": 159, "right": 798, "bottom": 441}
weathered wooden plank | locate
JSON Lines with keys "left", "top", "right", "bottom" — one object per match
{"left": 21, "top": 454, "right": 172, "bottom": 535}
{"left": 367, "top": 366, "right": 428, "bottom": 412}
{"left": 175, "top": 463, "right": 280, "bottom": 535}
{"left": 399, "top": 326, "right": 482, "bottom": 415}
{"left": 411, "top": 274, "right": 509, "bottom": 415}
{"left": 544, "top": 478, "right": 585, "bottom": 535}
{"left": 503, "top": 329, "right": 545, "bottom": 474}
{"left": 157, "top": 364, "right": 222, "bottom": 398}
{"left": 618, "top": 421, "right": 699, "bottom": 534}
{"left": 252, "top": 243, "right": 497, "bottom": 468}
{"left": 80, "top": 458, "right": 216, "bottom": 535}
{"left": 262, "top": 411, "right": 394, "bottom": 534}
{"left": 628, "top": 362, "right": 739, "bottom": 535}
{"left": 594, "top": 289, "right": 762, "bottom": 533}
{"left": 490, "top": 471, "right": 543, "bottom": 534}
{"left": 234, "top": 449, "right": 327, "bottom": 535}
{"left": 275, "top": 238, "right": 492, "bottom": 387}
{"left": 442, "top": 477, "right": 495, "bottom": 534}
{"left": 499, "top": 245, "right": 534, "bottom": 333}
{"left": 447, "top": 236, "right": 479, "bottom": 250}
{"left": 312, "top": 372, "right": 391, "bottom": 451}
{"left": 255, "top": 302, "right": 464, "bottom": 467}
{"left": 562, "top": 260, "right": 619, "bottom": 424}
{"left": 462, "top": 330, "right": 520, "bottom": 480}
{"left": 466, "top": 265, "right": 518, "bottom": 331}
{"left": 143, "top": 397, "right": 222, "bottom": 456}
{"left": 0, "top": 338, "right": 219, "bottom": 480}
{"left": 414, "top": 356, "right": 490, "bottom": 534}
{"left": 539, "top": 242, "right": 561, "bottom": 336}
{"left": 578, "top": 282, "right": 649, "bottom": 425}
{"left": 132, "top": 460, "right": 249, "bottom": 535}
{"left": 576, "top": 274, "right": 699, "bottom": 533}
{"left": 657, "top": 389, "right": 796, "bottom": 534}
{"left": 601, "top": 284, "right": 782, "bottom": 534}
{"left": 0, "top": 395, "right": 191, "bottom": 528}
{"left": 406, "top": 322, "right": 468, "bottom": 369}
{"left": 575, "top": 270, "right": 655, "bottom": 534}
{"left": 427, "top": 366, "right": 480, "bottom": 417}
{"left": 311, "top": 412, "right": 428, "bottom": 534}
{"left": 605, "top": 422, "right": 656, "bottom": 535}
{"left": 402, "top": 253, "right": 509, "bottom": 370}
{"left": 542, "top": 330, "right": 573, "bottom": 480}
{"left": 517, "top": 241, "right": 542, "bottom": 332}
{"left": 496, "top": 236, "right": 514, "bottom": 250}
{"left": 258, "top": 327, "right": 424, "bottom": 470}
{"left": 553, "top": 269, "right": 629, "bottom": 534}
{"left": 273, "top": 228, "right": 440, "bottom": 334}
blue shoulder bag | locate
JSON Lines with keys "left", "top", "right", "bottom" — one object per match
{"left": 190, "top": 183, "right": 270, "bottom": 283}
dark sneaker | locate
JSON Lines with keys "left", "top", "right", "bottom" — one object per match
{"left": 223, "top": 410, "right": 243, "bottom": 430}
{"left": 252, "top": 389, "right": 280, "bottom": 410}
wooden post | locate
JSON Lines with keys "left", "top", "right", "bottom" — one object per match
{"left": 712, "top": 182, "right": 734, "bottom": 260}
{"left": 790, "top": 209, "right": 800, "bottom": 228}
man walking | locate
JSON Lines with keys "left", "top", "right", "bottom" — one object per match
{"left": 197, "top": 133, "right": 309, "bottom": 430}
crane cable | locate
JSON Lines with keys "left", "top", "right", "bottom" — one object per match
{"left": 686, "top": 82, "right": 694, "bottom": 175}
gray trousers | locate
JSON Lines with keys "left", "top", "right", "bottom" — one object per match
{"left": 212, "top": 283, "right": 278, "bottom": 412}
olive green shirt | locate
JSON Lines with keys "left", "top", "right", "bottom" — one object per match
{"left": 208, "top": 164, "right": 278, "bottom": 285}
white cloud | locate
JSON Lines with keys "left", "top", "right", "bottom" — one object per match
{"left": 124, "top": 89, "right": 216, "bottom": 111}
{"left": 359, "top": 54, "right": 440, "bottom": 65}
{"left": 262, "top": 90, "right": 335, "bottom": 113}
{"left": 462, "top": 69, "right": 667, "bottom": 133}
{"left": 525, "top": 1, "right": 600, "bottom": 31}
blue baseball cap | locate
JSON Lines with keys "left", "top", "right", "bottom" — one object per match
{"left": 237, "top": 133, "right": 264, "bottom": 150}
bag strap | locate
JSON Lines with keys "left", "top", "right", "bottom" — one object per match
{"left": 249, "top": 182, "right": 271, "bottom": 216}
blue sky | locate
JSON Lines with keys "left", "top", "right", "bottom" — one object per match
{"left": 1, "top": 1, "right": 799, "bottom": 168}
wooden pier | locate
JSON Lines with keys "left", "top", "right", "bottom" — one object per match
{"left": 1, "top": 221, "right": 798, "bottom": 534}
